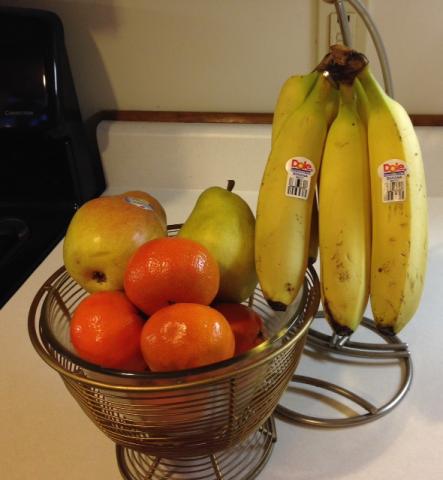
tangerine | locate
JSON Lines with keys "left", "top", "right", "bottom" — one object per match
{"left": 140, "top": 303, "right": 235, "bottom": 372}
{"left": 124, "top": 237, "right": 220, "bottom": 315}
{"left": 70, "top": 291, "right": 147, "bottom": 371}
{"left": 214, "top": 303, "right": 264, "bottom": 355}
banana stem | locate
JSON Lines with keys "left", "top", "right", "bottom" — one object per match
{"left": 354, "top": 79, "right": 369, "bottom": 126}
{"left": 357, "top": 66, "right": 387, "bottom": 106}
{"left": 308, "top": 72, "right": 335, "bottom": 106}
{"left": 317, "top": 45, "right": 368, "bottom": 86}
{"left": 339, "top": 82, "right": 355, "bottom": 104}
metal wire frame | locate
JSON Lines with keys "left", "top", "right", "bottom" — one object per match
{"left": 275, "top": 313, "right": 413, "bottom": 427}
{"left": 329, "top": 0, "right": 394, "bottom": 96}
{"left": 116, "top": 416, "right": 277, "bottom": 480}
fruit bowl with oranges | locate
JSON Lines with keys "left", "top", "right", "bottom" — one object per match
{"left": 28, "top": 190, "right": 320, "bottom": 478}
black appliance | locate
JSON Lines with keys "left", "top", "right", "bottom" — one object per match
{"left": 0, "top": 6, "right": 106, "bottom": 308}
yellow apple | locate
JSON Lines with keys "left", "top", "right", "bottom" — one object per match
{"left": 63, "top": 191, "right": 167, "bottom": 292}
{"left": 122, "top": 190, "right": 167, "bottom": 231}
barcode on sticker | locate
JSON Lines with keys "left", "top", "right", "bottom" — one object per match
{"left": 285, "top": 157, "right": 315, "bottom": 200}
{"left": 287, "top": 177, "right": 309, "bottom": 198}
{"left": 383, "top": 179, "right": 406, "bottom": 202}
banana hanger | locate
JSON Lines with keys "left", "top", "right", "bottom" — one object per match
{"left": 274, "top": 0, "right": 414, "bottom": 428}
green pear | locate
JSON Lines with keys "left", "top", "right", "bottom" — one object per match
{"left": 178, "top": 182, "right": 257, "bottom": 303}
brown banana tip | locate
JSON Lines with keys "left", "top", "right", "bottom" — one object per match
{"left": 322, "top": 300, "right": 354, "bottom": 337}
{"left": 307, "top": 256, "right": 318, "bottom": 266}
{"left": 329, "top": 320, "right": 354, "bottom": 337}
{"left": 376, "top": 325, "right": 396, "bottom": 337}
{"left": 266, "top": 300, "right": 288, "bottom": 312}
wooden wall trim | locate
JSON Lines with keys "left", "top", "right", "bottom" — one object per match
{"left": 90, "top": 110, "right": 273, "bottom": 125}
{"left": 89, "top": 110, "right": 443, "bottom": 128}
{"left": 409, "top": 115, "right": 443, "bottom": 126}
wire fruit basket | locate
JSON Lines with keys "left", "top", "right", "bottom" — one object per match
{"left": 28, "top": 247, "right": 319, "bottom": 477}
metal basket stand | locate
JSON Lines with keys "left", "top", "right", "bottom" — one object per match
{"left": 28, "top": 262, "right": 320, "bottom": 480}
{"left": 275, "top": 311, "right": 413, "bottom": 427}
{"left": 116, "top": 416, "right": 276, "bottom": 480}
{"left": 272, "top": 0, "right": 411, "bottom": 428}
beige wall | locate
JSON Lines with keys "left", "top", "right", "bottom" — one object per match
{"left": 1, "top": 0, "right": 442, "bottom": 121}
{"left": 365, "top": 0, "right": 443, "bottom": 114}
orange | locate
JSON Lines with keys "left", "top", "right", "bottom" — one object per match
{"left": 124, "top": 237, "right": 220, "bottom": 315}
{"left": 70, "top": 291, "right": 147, "bottom": 371}
{"left": 214, "top": 303, "right": 264, "bottom": 355}
{"left": 140, "top": 303, "right": 235, "bottom": 372}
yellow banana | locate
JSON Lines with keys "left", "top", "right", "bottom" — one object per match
{"left": 308, "top": 91, "right": 338, "bottom": 267}
{"left": 255, "top": 72, "right": 336, "bottom": 310}
{"left": 358, "top": 67, "right": 428, "bottom": 335}
{"left": 319, "top": 83, "right": 371, "bottom": 335}
{"left": 272, "top": 72, "right": 336, "bottom": 267}
{"left": 271, "top": 71, "right": 319, "bottom": 144}
{"left": 308, "top": 88, "right": 339, "bottom": 266}
{"left": 308, "top": 192, "right": 319, "bottom": 265}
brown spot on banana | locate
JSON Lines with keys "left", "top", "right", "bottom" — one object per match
{"left": 338, "top": 270, "right": 350, "bottom": 282}
{"left": 377, "top": 261, "right": 392, "bottom": 273}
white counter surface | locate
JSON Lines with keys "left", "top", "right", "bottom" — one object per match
{"left": 1, "top": 121, "right": 442, "bottom": 479}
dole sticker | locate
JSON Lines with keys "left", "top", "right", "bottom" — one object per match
{"left": 124, "top": 196, "right": 154, "bottom": 211}
{"left": 377, "top": 160, "right": 408, "bottom": 203}
{"left": 285, "top": 157, "right": 316, "bottom": 199}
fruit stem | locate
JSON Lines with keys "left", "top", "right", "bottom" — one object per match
{"left": 317, "top": 44, "right": 368, "bottom": 86}
{"left": 303, "top": 72, "right": 335, "bottom": 109}
{"left": 354, "top": 78, "right": 370, "bottom": 126}
{"left": 357, "top": 66, "right": 387, "bottom": 106}
{"left": 226, "top": 179, "right": 235, "bottom": 192}
{"left": 339, "top": 82, "right": 355, "bottom": 105}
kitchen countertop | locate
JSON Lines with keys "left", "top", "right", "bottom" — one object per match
{"left": 1, "top": 121, "right": 442, "bottom": 479}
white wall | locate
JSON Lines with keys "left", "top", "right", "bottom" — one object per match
{"left": 1, "top": 0, "right": 442, "bottom": 120}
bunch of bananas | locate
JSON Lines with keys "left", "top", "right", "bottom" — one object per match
{"left": 255, "top": 46, "right": 428, "bottom": 336}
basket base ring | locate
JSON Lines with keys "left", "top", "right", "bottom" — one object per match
{"left": 275, "top": 313, "right": 413, "bottom": 427}
{"left": 116, "top": 416, "right": 277, "bottom": 480}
